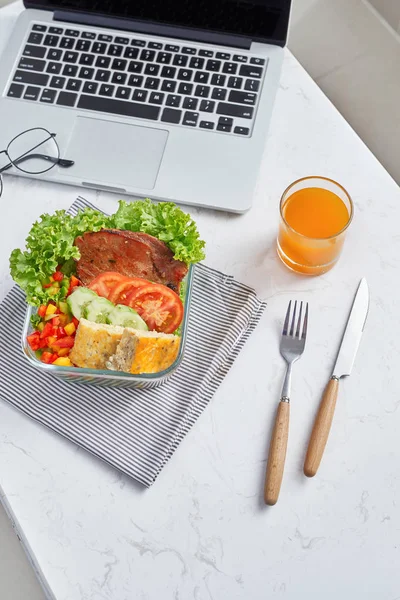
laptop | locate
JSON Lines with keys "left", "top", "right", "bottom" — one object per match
{"left": 0, "top": 0, "right": 292, "bottom": 213}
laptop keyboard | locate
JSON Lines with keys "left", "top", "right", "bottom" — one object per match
{"left": 6, "top": 23, "right": 268, "bottom": 137}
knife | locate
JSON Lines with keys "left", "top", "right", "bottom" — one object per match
{"left": 304, "top": 278, "right": 369, "bottom": 477}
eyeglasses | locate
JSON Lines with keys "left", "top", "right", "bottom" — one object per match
{"left": 0, "top": 127, "right": 74, "bottom": 198}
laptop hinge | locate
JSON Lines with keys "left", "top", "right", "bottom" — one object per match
{"left": 53, "top": 10, "right": 252, "bottom": 50}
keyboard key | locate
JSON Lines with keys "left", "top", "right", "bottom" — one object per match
{"left": 92, "top": 42, "right": 107, "bottom": 54}
{"left": 250, "top": 57, "right": 265, "bottom": 66}
{"left": 182, "top": 47, "right": 196, "bottom": 54}
{"left": 43, "top": 34, "right": 59, "bottom": 47}
{"left": 149, "top": 91, "right": 164, "bottom": 104}
{"left": 212, "top": 87, "right": 226, "bottom": 100}
{"left": 144, "top": 77, "right": 160, "bottom": 90}
{"left": 95, "top": 69, "right": 111, "bottom": 82}
{"left": 49, "top": 27, "right": 63, "bottom": 35}
{"left": 79, "top": 67, "right": 94, "bottom": 79}
{"left": 57, "top": 91, "right": 78, "bottom": 106}
{"left": 166, "top": 94, "right": 180, "bottom": 107}
{"left": 218, "top": 117, "right": 233, "bottom": 126}
{"left": 60, "top": 37, "right": 75, "bottom": 49}
{"left": 239, "top": 65, "right": 262, "bottom": 78}
{"left": 148, "top": 41, "right": 162, "bottom": 49}
{"left": 66, "top": 29, "right": 79, "bottom": 37}
{"left": 161, "top": 66, "right": 176, "bottom": 78}
{"left": 183, "top": 97, "right": 198, "bottom": 110}
{"left": 161, "top": 80, "right": 176, "bottom": 92}
{"left": 211, "top": 73, "right": 226, "bottom": 86}
{"left": 13, "top": 70, "right": 49, "bottom": 86}
{"left": 216, "top": 52, "right": 230, "bottom": 60}
{"left": 131, "top": 39, "right": 146, "bottom": 47}
{"left": 141, "top": 49, "right": 155, "bottom": 61}
{"left": 132, "top": 89, "right": 147, "bottom": 102}
{"left": 194, "top": 71, "right": 209, "bottom": 84}
{"left": 178, "top": 69, "right": 192, "bottom": 81}
{"left": 7, "top": 83, "right": 24, "bottom": 98}
{"left": 76, "top": 39, "right": 91, "bottom": 52}
{"left": 64, "top": 51, "right": 78, "bottom": 63}
{"left": 234, "top": 126, "right": 250, "bottom": 135}
{"left": 200, "top": 99, "right": 215, "bottom": 112}
{"left": 183, "top": 111, "right": 199, "bottom": 126}
{"left": 28, "top": 32, "right": 43, "bottom": 44}
{"left": 99, "top": 84, "right": 115, "bottom": 96}
{"left": 145, "top": 64, "right": 160, "bottom": 76}
{"left": 24, "top": 85, "right": 40, "bottom": 101}
{"left": 108, "top": 44, "right": 123, "bottom": 57}
{"left": 112, "top": 58, "right": 127, "bottom": 70}
{"left": 47, "top": 48, "right": 62, "bottom": 60}
{"left": 165, "top": 44, "right": 179, "bottom": 52}
{"left": 161, "top": 107, "right": 181, "bottom": 123}
{"left": 49, "top": 76, "right": 65, "bottom": 89}
{"left": 128, "top": 61, "right": 143, "bottom": 73}
{"left": 206, "top": 59, "right": 221, "bottom": 72}
{"left": 66, "top": 78, "right": 82, "bottom": 91}
{"left": 80, "top": 53, "right": 95, "bottom": 66}
{"left": 189, "top": 57, "right": 204, "bottom": 69}
{"left": 63, "top": 64, "right": 78, "bottom": 77}
{"left": 124, "top": 47, "right": 139, "bottom": 59}
{"left": 173, "top": 54, "right": 188, "bottom": 67}
{"left": 216, "top": 102, "right": 254, "bottom": 119}
{"left": 178, "top": 82, "right": 193, "bottom": 95}
{"left": 83, "top": 81, "right": 98, "bottom": 94}
{"left": 244, "top": 79, "right": 260, "bottom": 92}
{"left": 128, "top": 75, "right": 143, "bottom": 87}
{"left": 78, "top": 94, "right": 160, "bottom": 119}
{"left": 115, "top": 36, "right": 129, "bottom": 45}
{"left": 112, "top": 72, "right": 127, "bottom": 84}
{"left": 96, "top": 56, "right": 111, "bottom": 68}
{"left": 228, "top": 90, "right": 256, "bottom": 105}
{"left": 222, "top": 62, "right": 237, "bottom": 75}
{"left": 18, "top": 57, "right": 46, "bottom": 71}
{"left": 233, "top": 55, "right": 247, "bottom": 63}
{"left": 199, "top": 49, "right": 213, "bottom": 57}
{"left": 98, "top": 34, "right": 112, "bottom": 42}
{"left": 23, "top": 44, "right": 46, "bottom": 58}
{"left": 40, "top": 88, "right": 57, "bottom": 104}
{"left": 82, "top": 32, "right": 96, "bottom": 39}
{"left": 217, "top": 123, "right": 231, "bottom": 133}
{"left": 116, "top": 86, "right": 130, "bottom": 99}
{"left": 47, "top": 62, "right": 62, "bottom": 74}
{"left": 200, "top": 120, "right": 214, "bottom": 129}
{"left": 157, "top": 52, "right": 172, "bottom": 64}
{"left": 32, "top": 24, "right": 46, "bottom": 32}
{"left": 195, "top": 85, "right": 209, "bottom": 98}
{"left": 228, "top": 76, "right": 243, "bottom": 89}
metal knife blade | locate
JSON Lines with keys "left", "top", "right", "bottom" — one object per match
{"left": 332, "top": 278, "right": 369, "bottom": 378}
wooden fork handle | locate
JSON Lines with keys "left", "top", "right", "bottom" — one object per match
{"left": 264, "top": 400, "right": 290, "bottom": 505}
{"left": 304, "top": 377, "right": 339, "bottom": 477}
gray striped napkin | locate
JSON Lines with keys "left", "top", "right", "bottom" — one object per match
{"left": 0, "top": 198, "right": 266, "bottom": 487}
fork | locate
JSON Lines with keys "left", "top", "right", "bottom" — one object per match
{"left": 264, "top": 301, "right": 309, "bottom": 505}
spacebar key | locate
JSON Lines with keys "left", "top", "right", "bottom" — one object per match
{"left": 77, "top": 94, "right": 160, "bottom": 120}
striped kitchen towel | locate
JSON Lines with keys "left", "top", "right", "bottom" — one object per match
{"left": 0, "top": 198, "right": 266, "bottom": 487}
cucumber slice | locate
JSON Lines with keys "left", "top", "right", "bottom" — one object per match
{"left": 67, "top": 288, "right": 97, "bottom": 320}
{"left": 85, "top": 297, "right": 114, "bottom": 324}
{"left": 109, "top": 304, "right": 148, "bottom": 330}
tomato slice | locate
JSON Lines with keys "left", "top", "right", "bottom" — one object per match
{"left": 126, "top": 284, "right": 183, "bottom": 333}
{"left": 89, "top": 272, "right": 130, "bottom": 299}
{"left": 108, "top": 277, "right": 150, "bottom": 305}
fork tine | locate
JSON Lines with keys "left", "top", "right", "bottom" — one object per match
{"left": 302, "top": 303, "right": 309, "bottom": 340}
{"left": 289, "top": 300, "right": 297, "bottom": 336}
{"left": 295, "top": 301, "right": 303, "bottom": 338}
{"left": 282, "top": 301, "right": 291, "bottom": 336}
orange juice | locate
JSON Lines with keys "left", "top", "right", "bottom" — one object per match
{"left": 277, "top": 178, "right": 353, "bottom": 275}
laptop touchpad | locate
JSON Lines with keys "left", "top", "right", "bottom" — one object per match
{"left": 64, "top": 116, "right": 168, "bottom": 190}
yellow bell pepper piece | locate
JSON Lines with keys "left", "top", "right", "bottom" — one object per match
{"left": 53, "top": 357, "right": 73, "bottom": 367}
{"left": 45, "top": 304, "right": 58, "bottom": 317}
{"left": 64, "top": 322, "right": 76, "bottom": 336}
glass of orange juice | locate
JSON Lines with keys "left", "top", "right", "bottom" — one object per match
{"left": 277, "top": 176, "right": 353, "bottom": 275}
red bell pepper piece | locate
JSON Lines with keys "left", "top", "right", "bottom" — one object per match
{"left": 38, "top": 305, "right": 47, "bottom": 318}
{"left": 52, "top": 336, "right": 75, "bottom": 349}
{"left": 70, "top": 275, "right": 81, "bottom": 288}
{"left": 72, "top": 317, "right": 80, "bottom": 328}
{"left": 52, "top": 316, "right": 61, "bottom": 327}
{"left": 41, "top": 351, "right": 57, "bottom": 364}
{"left": 40, "top": 322, "right": 53, "bottom": 339}
{"left": 27, "top": 332, "right": 41, "bottom": 351}
{"left": 53, "top": 271, "right": 64, "bottom": 282}
{"left": 58, "top": 326, "right": 67, "bottom": 338}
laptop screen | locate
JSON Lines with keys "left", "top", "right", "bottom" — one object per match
{"left": 25, "top": 0, "right": 292, "bottom": 46}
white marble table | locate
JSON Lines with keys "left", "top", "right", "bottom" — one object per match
{"left": 1, "top": 3, "right": 400, "bottom": 600}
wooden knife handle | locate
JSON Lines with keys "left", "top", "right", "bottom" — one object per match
{"left": 264, "top": 401, "right": 290, "bottom": 505}
{"left": 304, "top": 377, "right": 339, "bottom": 477}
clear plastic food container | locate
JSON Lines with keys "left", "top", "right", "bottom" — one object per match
{"left": 21, "top": 266, "right": 194, "bottom": 389}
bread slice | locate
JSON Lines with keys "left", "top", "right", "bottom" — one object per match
{"left": 107, "top": 329, "right": 180, "bottom": 374}
{"left": 70, "top": 319, "right": 180, "bottom": 374}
